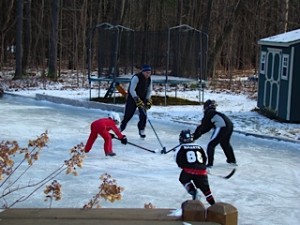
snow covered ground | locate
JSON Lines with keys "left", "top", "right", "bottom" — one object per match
{"left": 4, "top": 85, "right": 300, "bottom": 142}
{"left": 1, "top": 82, "right": 300, "bottom": 225}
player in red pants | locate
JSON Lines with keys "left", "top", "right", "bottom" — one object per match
{"left": 84, "top": 112, "right": 127, "bottom": 156}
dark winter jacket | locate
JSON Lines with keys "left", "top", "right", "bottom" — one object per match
{"left": 193, "top": 108, "right": 233, "bottom": 140}
{"left": 128, "top": 72, "right": 152, "bottom": 101}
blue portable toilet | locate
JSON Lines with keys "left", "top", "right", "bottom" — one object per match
{"left": 257, "top": 28, "right": 300, "bottom": 122}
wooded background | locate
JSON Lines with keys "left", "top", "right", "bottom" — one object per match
{"left": 1, "top": 0, "right": 299, "bottom": 81}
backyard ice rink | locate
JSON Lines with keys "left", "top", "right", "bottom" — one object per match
{"left": 1, "top": 94, "right": 300, "bottom": 225}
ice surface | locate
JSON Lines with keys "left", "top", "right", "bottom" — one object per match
{"left": 1, "top": 95, "right": 300, "bottom": 225}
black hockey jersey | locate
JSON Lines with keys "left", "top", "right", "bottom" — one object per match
{"left": 174, "top": 143, "right": 207, "bottom": 170}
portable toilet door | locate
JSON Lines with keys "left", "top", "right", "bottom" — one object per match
{"left": 257, "top": 29, "right": 300, "bottom": 122}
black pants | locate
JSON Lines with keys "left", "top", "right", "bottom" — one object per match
{"left": 120, "top": 97, "right": 147, "bottom": 132}
{"left": 179, "top": 171, "right": 215, "bottom": 205}
{"left": 207, "top": 127, "right": 236, "bottom": 166}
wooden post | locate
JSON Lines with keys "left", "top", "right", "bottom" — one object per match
{"left": 206, "top": 202, "right": 238, "bottom": 225}
{"left": 181, "top": 200, "right": 206, "bottom": 221}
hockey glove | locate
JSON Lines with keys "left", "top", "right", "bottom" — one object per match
{"left": 110, "top": 133, "right": 115, "bottom": 139}
{"left": 145, "top": 99, "right": 152, "bottom": 110}
{"left": 121, "top": 136, "right": 128, "bottom": 145}
{"left": 134, "top": 97, "right": 144, "bottom": 108}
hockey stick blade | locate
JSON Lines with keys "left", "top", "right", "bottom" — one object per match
{"left": 164, "top": 144, "right": 181, "bottom": 154}
{"left": 113, "top": 136, "right": 157, "bottom": 153}
{"left": 224, "top": 168, "right": 236, "bottom": 179}
{"left": 208, "top": 168, "right": 236, "bottom": 179}
{"left": 161, "top": 147, "right": 167, "bottom": 154}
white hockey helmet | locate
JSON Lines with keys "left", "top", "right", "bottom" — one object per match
{"left": 108, "top": 112, "right": 121, "bottom": 125}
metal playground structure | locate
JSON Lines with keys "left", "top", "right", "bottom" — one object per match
{"left": 87, "top": 23, "right": 208, "bottom": 105}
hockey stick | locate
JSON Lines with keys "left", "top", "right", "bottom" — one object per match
{"left": 112, "top": 136, "right": 158, "bottom": 153}
{"left": 141, "top": 108, "right": 167, "bottom": 154}
{"left": 126, "top": 141, "right": 159, "bottom": 154}
{"left": 208, "top": 168, "right": 236, "bottom": 179}
{"left": 163, "top": 144, "right": 181, "bottom": 154}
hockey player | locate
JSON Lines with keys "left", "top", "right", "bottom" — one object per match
{"left": 84, "top": 112, "right": 128, "bottom": 156}
{"left": 120, "top": 64, "right": 153, "bottom": 138}
{"left": 174, "top": 129, "right": 215, "bottom": 205}
{"left": 193, "top": 99, "right": 237, "bottom": 168}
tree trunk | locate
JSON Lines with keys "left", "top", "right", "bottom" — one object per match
{"left": 48, "top": 0, "right": 60, "bottom": 80}
{"left": 207, "top": 0, "right": 244, "bottom": 78}
{"left": 283, "top": 0, "right": 289, "bottom": 32}
{"left": 14, "top": 0, "right": 23, "bottom": 79}
{"left": 71, "top": 0, "right": 78, "bottom": 72}
{"left": 80, "top": 0, "right": 88, "bottom": 85}
{"left": 22, "top": 0, "right": 31, "bottom": 75}
{"left": 32, "top": 0, "right": 45, "bottom": 68}
{"left": 176, "top": 0, "right": 183, "bottom": 25}
{"left": 0, "top": 0, "right": 15, "bottom": 69}
{"left": 109, "top": 0, "right": 124, "bottom": 76}
{"left": 199, "top": 0, "right": 212, "bottom": 81}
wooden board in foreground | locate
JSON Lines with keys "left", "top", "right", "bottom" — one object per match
{"left": 0, "top": 208, "right": 220, "bottom": 225}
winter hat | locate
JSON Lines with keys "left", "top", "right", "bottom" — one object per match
{"left": 141, "top": 64, "right": 151, "bottom": 72}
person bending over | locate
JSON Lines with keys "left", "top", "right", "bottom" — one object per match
{"left": 193, "top": 99, "right": 237, "bottom": 168}
{"left": 84, "top": 112, "right": 127, "bottom": 157}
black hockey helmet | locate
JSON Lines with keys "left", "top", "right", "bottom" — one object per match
{"left": 179, "top": 129, "right": 193, "bottom": 143}
{"left": 203, "top": 99, "right": 217, "bottom": 111}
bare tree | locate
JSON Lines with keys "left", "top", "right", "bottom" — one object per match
{"left": 1, "top": 0, "right": 299, "bottom": 80}
{"left": 0, "top": 0, "right": 15, "bottom": 69}
{"left": 283, "top": 0, "right": 289, "bottom": 32}
{"left": 79, "top": 0, "right": 88, "bottom": 85}
{"left": 176, "top": 0, "right": 183, "bottom": 25}
{"left": 14, "top": 0, "right": 23, "bottom": 79}
{"left": 31, "top": 0, "right": 45, "bottom": 70}
{"left": 22, "top": 0, "right": 31, "bottom": 75}
{"left": 48, "top": 0, "right": 60, "bottom": 79}
{"left": 200, "top": 0, "right": 213, "bottom": 80}
{"left": 207, "top": 0, "right": 245, "bottom": 78}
